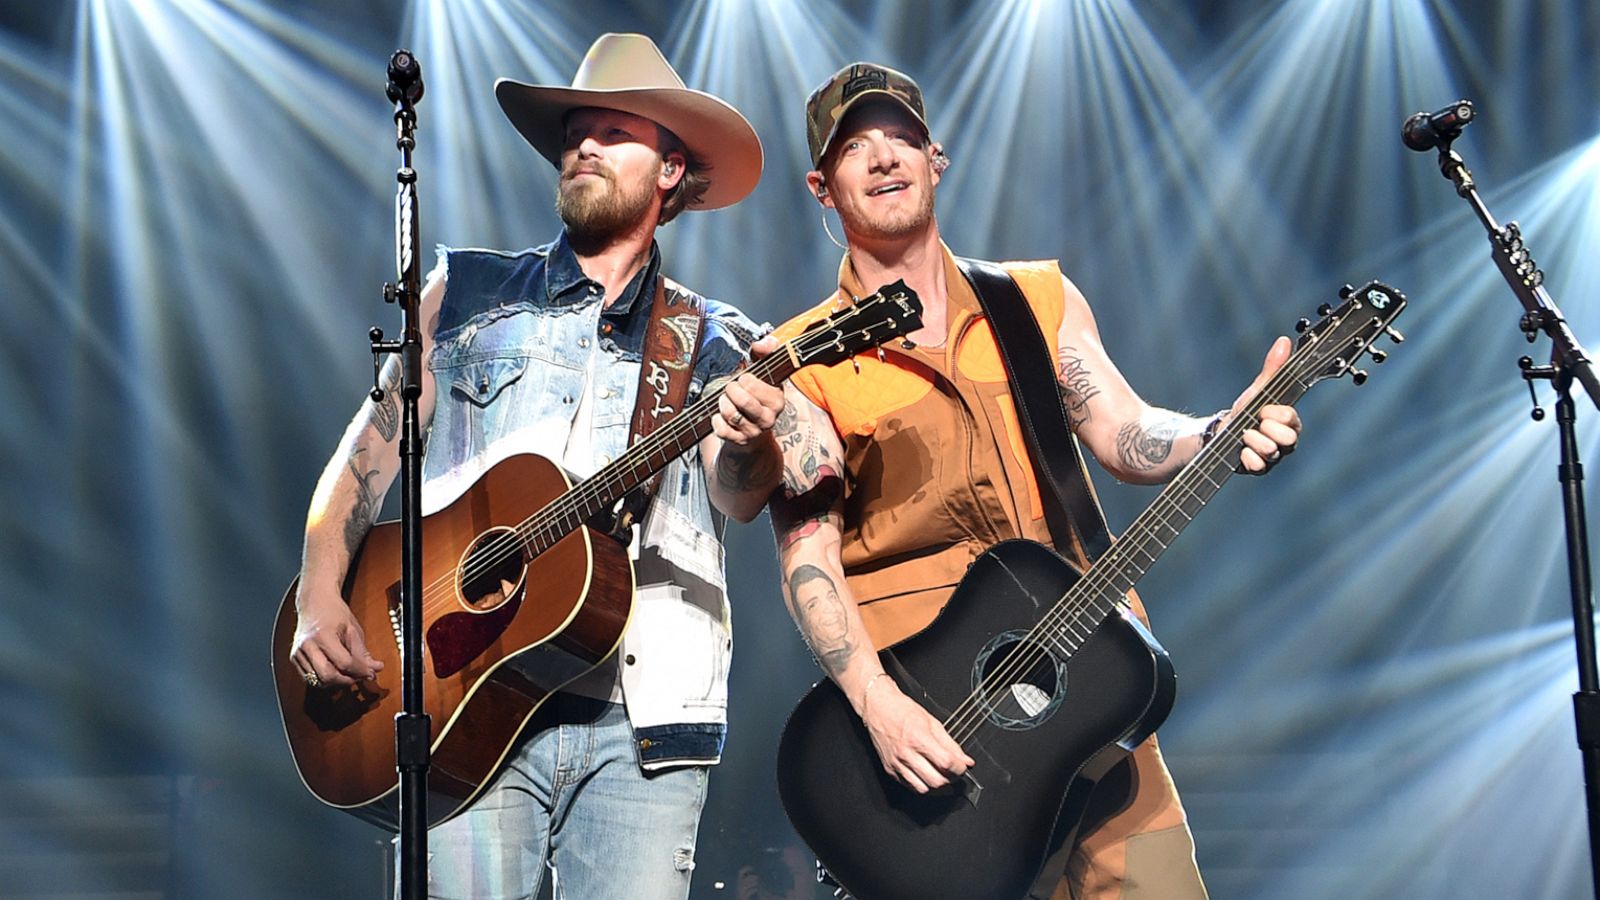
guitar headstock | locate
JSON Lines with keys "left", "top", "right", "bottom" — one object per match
{"left": 791, "top": 280, "right": 924, "bottom": 368}
{"left": 1292, "top": 281, "right": 1408, "bottom": 387}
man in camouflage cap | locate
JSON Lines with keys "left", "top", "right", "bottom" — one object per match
{"left": 765, "top": 61, "right": 1306, "bottom": 900}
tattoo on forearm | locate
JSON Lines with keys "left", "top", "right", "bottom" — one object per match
{"left": 371, "top": 365, "right": 402, "bottom": 442}
{"left": 773, "top": 399, "right": 798, "bottom": 438}
{"left": 786, "top": 564, "right": 854, "bottom": 675}
{"left": 771, "top": 477, "right": 844, "bottom": 549}
{"left": 717, "top": 441, "right": 781, "bottom": 492}
{"left": 343, "top": 448, "right": 383, "bottom": 557}
{"left": 1056, "top": 346, "right": 1101, "bottom": 429}
{"left": 1116, "top": 418, "right": 1180, "bottom": 472}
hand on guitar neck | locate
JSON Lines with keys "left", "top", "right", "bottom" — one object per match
{"left": 1224, "top": 335, "right": 1303, "bottom": 475}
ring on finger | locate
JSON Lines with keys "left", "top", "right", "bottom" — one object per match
{"left": 303, "top": 670, "right": 322, "bottom": 688}
{"left": 729, "top": 412, "right": 744, "bottom": 427}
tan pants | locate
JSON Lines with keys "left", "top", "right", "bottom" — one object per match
{"left": 1044, "top": 735, "right": 1208, "bottom": 900}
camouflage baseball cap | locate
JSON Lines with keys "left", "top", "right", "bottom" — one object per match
{"left": 805, "top": 62, "right": 929, "bottom": 167}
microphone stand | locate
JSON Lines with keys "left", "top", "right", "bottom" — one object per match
{"left": 372, "top": 49, "right": 430, "bottom": 900}
{"left": 1428, "top": 139, "right": 1600, "bottom": 899}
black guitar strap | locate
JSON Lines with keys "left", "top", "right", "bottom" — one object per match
{"left": 955, "top": 257, "right": 1113, "bottom": 563}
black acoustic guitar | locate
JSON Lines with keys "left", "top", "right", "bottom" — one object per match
{"left": 776, "top": 282, "right": 1407, "bottom": 899}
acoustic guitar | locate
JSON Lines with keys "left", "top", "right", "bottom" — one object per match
{"left": 776, "top": 282, "right": 1407, "bottom": 899}
{"left": 273, "top": 282, "right": 923, "bottom": 829}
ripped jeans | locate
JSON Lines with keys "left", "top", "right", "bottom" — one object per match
{"left": 411, "top": 693, "right": 708, "bottom": 900}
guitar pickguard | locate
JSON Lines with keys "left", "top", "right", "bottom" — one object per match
{"left": 427, "top": 582, "right": 526, "bottom": 678}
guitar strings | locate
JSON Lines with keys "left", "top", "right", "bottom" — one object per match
{"left": 938, "top": 346, "right": 1312, "bottom": 742}
{"left": 937, "top": 337, "right": 1331, "bottom": 744}
{"left": 408, "top": 344, "right": 791, "bottom": 619}
{"left": 427, "top": 311, "right": 870, "bottom": 606}
{"left": 941, "top": 319, "right": 1356, "bottom": 742}
{"left": 939, "top": 374, "right": 1285, "bottom": 742}
{"left": 398, "top": 305, "right": 887, "bottom": 625}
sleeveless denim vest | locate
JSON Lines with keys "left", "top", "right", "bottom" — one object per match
{"left": 421, "top": 238, "right": 760, "bottom": 768}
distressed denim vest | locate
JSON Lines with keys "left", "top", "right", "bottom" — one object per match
{"left": 420, "top": 237, "right": 759, "bottom": 768}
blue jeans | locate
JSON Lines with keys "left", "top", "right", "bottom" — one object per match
{"left": 409, "top": 694, "right": 709, "bottom": 900}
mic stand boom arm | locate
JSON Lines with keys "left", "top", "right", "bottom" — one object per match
{"left": 1433, "top": 146, "right": 1600, "bottom": 407}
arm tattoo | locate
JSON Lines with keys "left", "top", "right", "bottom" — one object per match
{"left": 1056, "top": 346, "right": 1101, "bottom": 429}
{"left": 342, "top": 448, "right": 384, "bottom": 557}
{"left": 716, "top": 441, "right": 782, "bottom": 492}
{"left": 370, "top": 365, "right": 402, "bottom": 442}
{"left": 786, "top": 564, "right": 854, "bottom": 675}
{"left": 773, "top": 399, "right": 798, "bottom": 438}
{"left": 770, "top": 396, "right": 848, "bottom": 547}
{"left": 777, "top": 403, "right": 841, "bottom": 497}
{"left": 1115, "top": 417, "right": 1181, "bottom": 472}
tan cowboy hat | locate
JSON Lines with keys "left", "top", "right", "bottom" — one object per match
{"left": 495, "top": 33, "right": 763, "bottom": 210}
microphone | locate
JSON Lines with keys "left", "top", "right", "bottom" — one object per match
{"left": 1402, "top": 100, "right": 1474, "bottom": 151}
{"left": 386, "top": 49, "right": 424, "bottom": 106}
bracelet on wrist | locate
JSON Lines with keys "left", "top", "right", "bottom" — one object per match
{"left": 860, "top": 671, "right": 890, "bottom": 718}
{"left": 1200, "top": 409, "right": 1230, "bottom": 446}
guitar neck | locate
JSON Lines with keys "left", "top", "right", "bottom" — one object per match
{"left": 522, "top": 348, "right": 801, "bottom": 553}
{"left": 1066, "top": 351, "right": 1320, "bottom": 638}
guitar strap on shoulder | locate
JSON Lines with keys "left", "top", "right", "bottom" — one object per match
{"left": 612, "top": 274, "right": 705, "bottom": 533}
{"left": 955, "top": 257, "right": 1113, "bottom": 563}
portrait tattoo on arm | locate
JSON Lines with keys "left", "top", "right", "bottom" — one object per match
{"left": 786, "top": 564, "right": 854, "bottom": 676}
{"left": 1115, "top": 416, "right": 1181, "bottom": 472}
{"left": 1056, "top": 345, "right": 1101, "bottom": 429}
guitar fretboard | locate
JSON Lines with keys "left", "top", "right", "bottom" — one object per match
{"left": 1043, "top": 340, "right": 1326, "bottom": 654}
{"left": 509, "top": 291, "right": 918, "bottom": 556}
{"left": 519, "top": 347, "right": 804, "bottom": 555}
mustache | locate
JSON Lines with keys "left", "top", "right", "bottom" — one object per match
{"left": 561, "top": 160, "right": 615, "bottom": 182}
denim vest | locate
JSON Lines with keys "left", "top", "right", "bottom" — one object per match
{"left": 420, "top": 236, "right": 760, "bottom": 768}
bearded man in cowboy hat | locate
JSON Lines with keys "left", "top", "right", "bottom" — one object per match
{"left": 764, "top": 63, "right": 1306, "bottom": 899}
{"left": 287, "top": 33, "right": 784, "bottom": 898}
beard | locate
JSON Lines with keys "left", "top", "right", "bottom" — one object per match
{"left": 843, "top": 183, "right": 936, "bottom": 243}
{"left": 555, "top": 160, "right": 660, "bottom": 247}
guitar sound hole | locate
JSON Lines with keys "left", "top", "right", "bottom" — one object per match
{"left": 459, "top": 527, "right": 528, "bottom": 612}
{"left": 972, "top": 630, "right": 1065, "bottom": 731}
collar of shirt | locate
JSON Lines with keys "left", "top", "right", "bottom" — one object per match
{"left": 542, "top": 230, "right": 661, "bottom": 320}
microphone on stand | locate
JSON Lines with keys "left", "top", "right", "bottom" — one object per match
{"left": 1402, "top": 99, "right": 1474, "bottom": 151}
{"left": 387, "top": 49, "right": 424, "bottom": 107}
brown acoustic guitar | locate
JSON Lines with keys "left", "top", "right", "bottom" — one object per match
{"left": 272, "top": 282, "right": 922, "bottom": 830}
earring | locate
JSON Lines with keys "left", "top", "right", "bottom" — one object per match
{"left": 821, "top": 211, "right": 847, "bottom": 250}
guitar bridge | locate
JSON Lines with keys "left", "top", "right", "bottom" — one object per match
{"left": 960, "top": 770, "right": 983, "bottom": 808}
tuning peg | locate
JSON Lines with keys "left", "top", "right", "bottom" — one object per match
{"left": 1385, "top": 326, "right": 1405, "bottom": 344}
{"left": 1369, "top": 349, "right": 1388, "bottom": 364}
{"left": 1338, "top": 284, "right": 1355, "bottom": 300}
{"left": 1351, "top": 368, "right": 1369, "bottom": 385}
{"left": 1294, "top": 317, "right": 1311, "bottom": 334}
{"left": 1317, "top": 303, "right": 1333, "bottom": 316}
